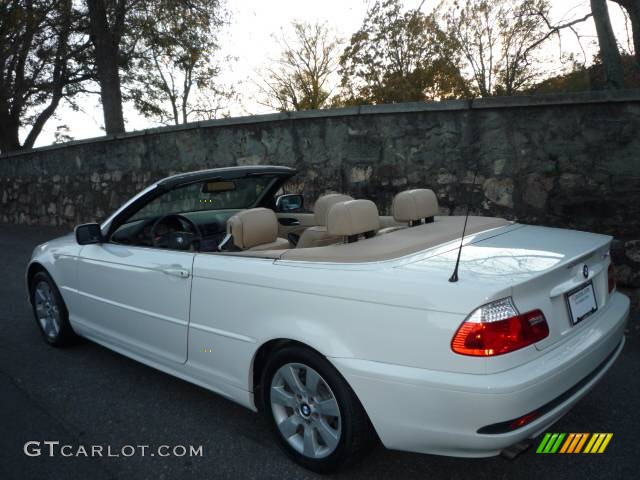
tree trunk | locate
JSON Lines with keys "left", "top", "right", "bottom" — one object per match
{"left": 0, "top": 114, "right": 21, "bottom": 154}
{"left": 630, "top": 1, "right": 640, "bottom": 66}
{"left": 591, "top": 0, "right": 625, "bottom": 89}
{"left": 96, "top": 54, "right": 125, "bottom": 133}
{"left": 23, "top": 93, "right": 63, "bottom": 150}
{"left": 612, "top": 0, "right": 640, "bottom": 68}
{"left": 87, "top": 0, "right": 125, "bottom": 134}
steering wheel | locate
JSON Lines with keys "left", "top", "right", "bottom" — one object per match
{"left": 150, "top": 213, "right": 202, "bottom": 249}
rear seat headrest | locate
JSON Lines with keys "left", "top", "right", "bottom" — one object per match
{"left": 313, "top": 193, "right": 353, "bottom": 226}
{"left": 227, "top": 208, "right": 279, "bottom": 250}
{"left": 327, "top": 199, "right": 380, "bottom": 237}
{"left": 392, "top": 189, "right": 439, "bottom": 223}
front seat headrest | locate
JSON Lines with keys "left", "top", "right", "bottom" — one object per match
{"left": 313, "top": 193, "right": 353, "bottom": 226}
{"left": 392, "top": 189, "right": 439, "bottom": 223}
{"left": 327, "top": 199, "right": 380, "bottom": 238}
{"left": 227, "top": 208, "right": 280, "bottom": 250}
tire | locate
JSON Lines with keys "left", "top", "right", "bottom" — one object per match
{"left": 30, "top": 270, "right": 78, "bottom": 347}
{"left": 260, "top": 345, "right": 377, "bottom": 473}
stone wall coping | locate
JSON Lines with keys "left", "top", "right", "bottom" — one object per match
{"left": 2, "top": 89, "right": 639, "bottom": 160}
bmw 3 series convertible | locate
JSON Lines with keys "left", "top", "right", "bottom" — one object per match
{"left": 26, "top": 165, "right": 629, "bottom": 472}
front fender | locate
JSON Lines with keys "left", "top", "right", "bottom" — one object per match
{"left": 25, "top": 233, "right": 81, "bottom": 305}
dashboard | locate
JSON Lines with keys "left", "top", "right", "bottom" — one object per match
{"left": 110, "top": 209, "right": 241, "bottom": 252}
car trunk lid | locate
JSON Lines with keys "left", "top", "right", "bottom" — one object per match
{"left": 399, "top": 224, "right": 613, "bottom": 354}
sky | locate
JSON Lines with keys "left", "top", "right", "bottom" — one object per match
{"left": 31, "top": 0, "right": 632, "bottom": 148}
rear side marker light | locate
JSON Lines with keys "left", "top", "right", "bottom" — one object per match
{"left": 608, "top": 263, "right": 616, "bottom": 294}
{"left": 509, "top": 411, "right": 540, "bottom": 430}
{"left": 451, "top": 298, "right": 549, "bottom": 356}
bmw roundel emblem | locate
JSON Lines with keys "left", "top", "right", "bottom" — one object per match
{"left": 583, "top": 264, "right": 589, "bottom": 279}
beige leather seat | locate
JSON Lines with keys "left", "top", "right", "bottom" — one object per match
{"left": 327, "top": 199, "right": 380, "bottom": 243}
{"left": 379, "top": 189, "right": 439, "bottom": 234}
{"left": 226, "top": 208, "right": 290, "bottom": 251}
{"left": 296, "top": 193, "right": 353, "bottom": 248}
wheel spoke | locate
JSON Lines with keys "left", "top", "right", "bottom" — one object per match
{"left": 280, "top": 365, "right": 305, "bottom": 395}
{"left": 35, "top": 288, "right": 46, "bottom": 302}
{"left": 316, "top": 398, "right": 339, "bottom": 417}
{"left": 51, "top": 317, "right": 60, "bottom": 335}
{"left": 303, "top": 425, "right": 318, "bottom": 457}
{"left": 277, "top": 415, "right": 300, "bottom": 438}
{"left": 44, "top": 318, "right": 53, "bottom": 337}
{"left": 305, "top": 368, "right": 322, "bottom": 395}
{"left": 270, "top": 385, "right": 296, "bottom": 408}
{"left": 314, "top": 418, "right": 339, "bottom": 450}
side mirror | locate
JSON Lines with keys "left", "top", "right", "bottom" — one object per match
{"left": 75, "top": 223, "right": 103, "bottom": 245}
{"left": 275, "top": 194, "right": 304, "bottom": 212}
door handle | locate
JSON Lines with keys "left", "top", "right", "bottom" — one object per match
{"left": 278, "top": 218, "right": 301, "bottom": 226}
{"left": 162, "top": 267, "right": 190, "bottom": 279}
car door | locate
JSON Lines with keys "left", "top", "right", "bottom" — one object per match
{"left": 73, "top": 243, "right": 193, "bottom": 364}
{"left": 71, "top": 173, "right": 287, "bottom": 366}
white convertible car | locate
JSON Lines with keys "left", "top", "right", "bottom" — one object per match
{"left": 27, "top": 166, "right": 629, "bottom": 472}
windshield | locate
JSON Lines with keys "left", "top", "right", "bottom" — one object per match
{"left": 129, "top": 176, "right": 276, "bottom": 222}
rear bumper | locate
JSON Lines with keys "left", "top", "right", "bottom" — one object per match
{"left": 330, "top": 292, "right": 629, "bottom": 457}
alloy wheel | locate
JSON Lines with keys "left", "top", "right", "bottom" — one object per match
{"left": 34, "top": 281, "right": 61, "bottom": 339}
{"left": 270, "top": 362, "right": 342, "bottom": 459}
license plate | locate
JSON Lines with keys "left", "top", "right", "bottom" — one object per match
{"left": 565, "top": 281, "right": 598, "bottom": 326}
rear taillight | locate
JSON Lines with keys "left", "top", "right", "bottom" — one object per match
{"left": 608, "top": 263, "right": 616, "bottom": 293}
{"left": 451, "top": 297, "right": 549, "bottom": 356}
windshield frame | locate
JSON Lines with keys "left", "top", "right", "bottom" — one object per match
{"left": 102, "top": 167, "right": 296, "bottom": 239}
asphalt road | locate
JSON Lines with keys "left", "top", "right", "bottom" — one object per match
{"left": 1, "top": 224, "right": 638, "bottom": 480}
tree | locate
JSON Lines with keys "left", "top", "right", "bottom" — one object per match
{"left": 126, "top": 0, "right": 230, "bottom": 124}
{"left": 0, "top": 0, "right": 92, "bottom": 153}
{"left": 611, "top": 0, "right": 640, "bottom": 68}
{"left": 339, "top": 0, "right": 466, "bottom": 105}
{"left": 258, "top": 22, "right": 341, "bottom": 112}
{"left": 86, "top": 0, "right": 128, "bottom": 134}
{"left": 442, "top": 0, "right": 561, "bottom": 97}
{"left": 53, "top": 124, "right": 73, "bottom": 143}
{"left": 591, "top": 0, "right": 625, "bottom": 89}
{"left": 528, "top": 54, "right": 640, "bottom": 93}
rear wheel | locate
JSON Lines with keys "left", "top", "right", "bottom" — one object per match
{"left": 260, "top": 346, "right": 377, "bottom": 473}
{"left": 30, "top": 271, "right": 78, "bottom": 347}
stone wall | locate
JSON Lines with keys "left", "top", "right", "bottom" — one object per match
{"left": 1, "top": 90, "right": 639, "bottom": 306}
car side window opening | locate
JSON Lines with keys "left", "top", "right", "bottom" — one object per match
{"left": 111, "top": 176, "right": 276, "bottom": 250}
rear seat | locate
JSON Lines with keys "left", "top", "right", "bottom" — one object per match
{"left": 297, "top": 193, "right": 353, "bottom": 248}
{"left": 379, "top": 189, "right": 439, "bottom": 234}
{"left": 326, "top": 199, "right": 380, "bottom": 243}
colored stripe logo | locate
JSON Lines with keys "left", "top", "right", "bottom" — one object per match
{"left": 536, "top": 433, "right": 613, "bottom": 454}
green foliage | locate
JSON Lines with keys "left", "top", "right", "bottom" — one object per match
{"left": 338, "top": 0, "right": 468, "bottom": 105}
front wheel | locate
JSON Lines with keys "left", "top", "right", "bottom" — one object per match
{"left": 30, "top": 270, "right": 78, "bottom": 347}
{"left": 260, "top": 346, "right": 377, "bottom": 473}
